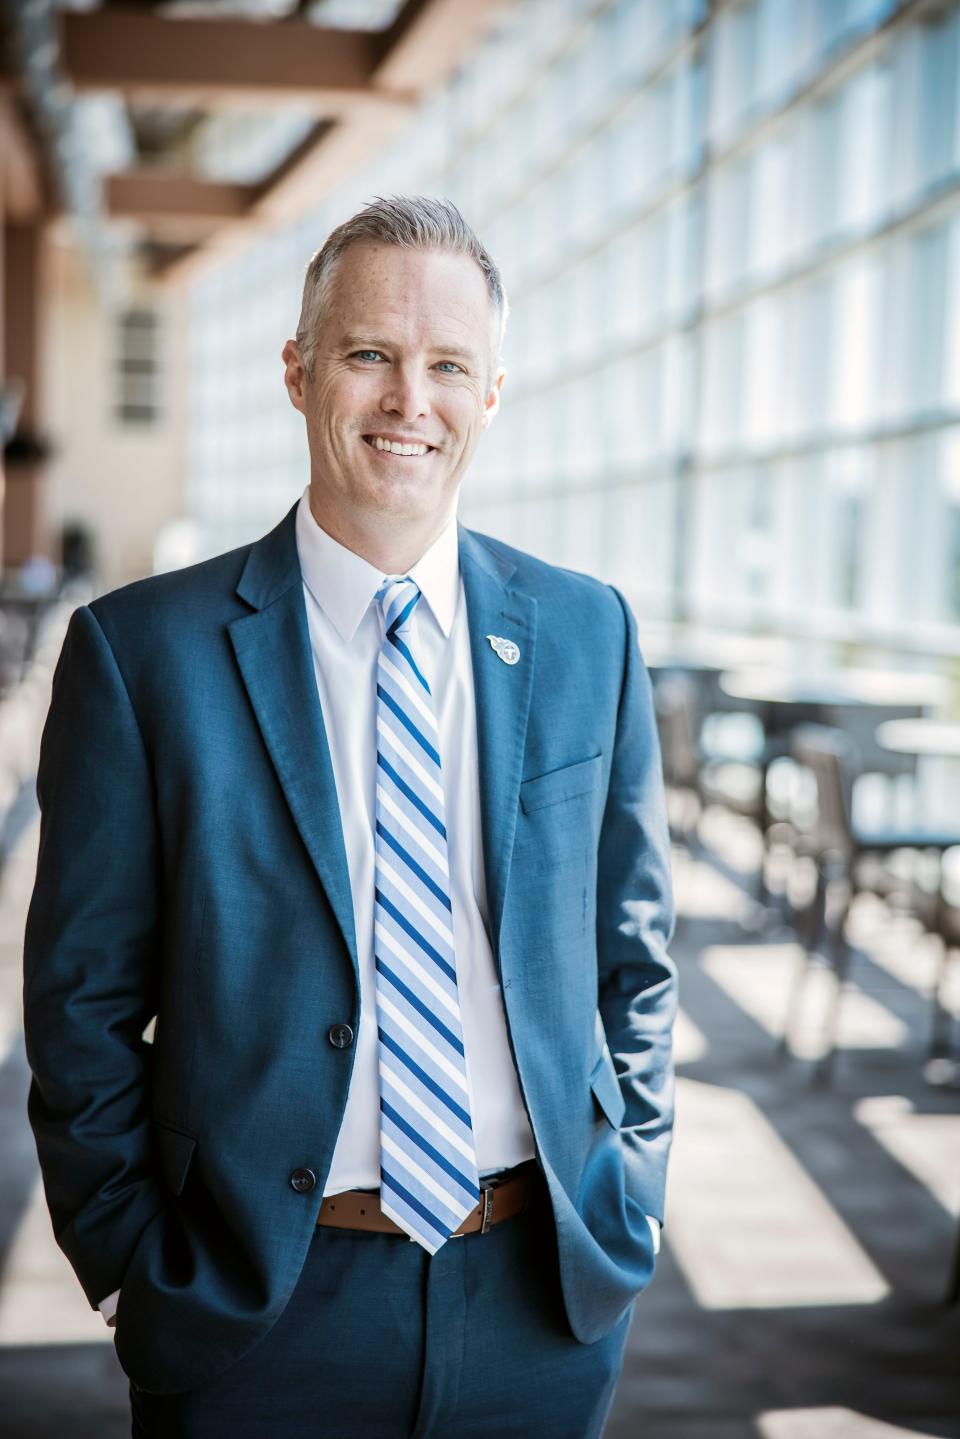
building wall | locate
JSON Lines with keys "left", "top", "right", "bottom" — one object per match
{"left": 44, "top": 239, "right": 188, "bottom": 593}
{"left": 186, "top": 0, "right": 960, "bottom": 664}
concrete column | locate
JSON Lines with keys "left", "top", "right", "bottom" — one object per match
{"left": 3, "top": 222, "right": 48, "bottom": 569}
{"left": 0, "top": 200, "right": 5, "bottom": 573}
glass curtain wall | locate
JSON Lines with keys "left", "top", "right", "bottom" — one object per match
{"left": 187, "top": 0, "right": 960, "bottom": 661}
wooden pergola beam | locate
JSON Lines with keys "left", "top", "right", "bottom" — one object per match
{"left": 0, "top": 96, "right": 46, "bottom": 223}
{"left": 106, "top": 171, "right": 261, "bottom": 242}
{"left": 144, "top": 0, "right": 511, "bottom": 283}
{"left": 231, "top": 0, "right": 511, "bottom": 235}
{"left": 59, "top": 10, "right": 407, "bottom": 114}
{"left": 374, "top": 0, "right": 509, "bottom": 93}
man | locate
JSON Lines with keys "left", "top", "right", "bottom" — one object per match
{"left": 23, "top": 196, "right": 677, "bottom": 1437}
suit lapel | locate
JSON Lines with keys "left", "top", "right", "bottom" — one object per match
{"left": 226, "top": 503, "right": 538, "bottom": 983}
{"left": 228, "top": 503, "right": 360, "bottom": 978}
{"left": 457, "top": 524, "right": 538, "bottom": 963}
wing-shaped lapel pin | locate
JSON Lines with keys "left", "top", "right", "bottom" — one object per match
{"left": 486, "top": 634, "right": 520, "bottom": 665}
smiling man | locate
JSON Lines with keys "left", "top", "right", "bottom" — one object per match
{"left": 282, "top": 231, "right": 505, "bottom": 572}
{"left": 23, "top": 196, "right": 677, "bottom": 1438}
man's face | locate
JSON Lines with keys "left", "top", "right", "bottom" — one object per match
{"left": 283, "top": 241, "right": 505, "bottom": 535}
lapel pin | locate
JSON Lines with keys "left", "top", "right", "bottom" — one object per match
{"left": 486, "top": 634, "right": 520, "bottom": 665}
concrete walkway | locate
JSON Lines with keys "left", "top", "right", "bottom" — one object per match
{"left": 1, "top": 797, "right": 958, "bottom": 1437}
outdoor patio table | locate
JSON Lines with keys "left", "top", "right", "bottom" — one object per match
{"left": 875, "top": 719, "right": 960, "bottom": 757}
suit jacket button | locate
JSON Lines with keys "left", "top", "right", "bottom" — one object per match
{"left": 328, "top": 1023, "right": 354, "bottom": 1049}
{"left": 290, "top": 1168, "right": 317, "bottom": 1194}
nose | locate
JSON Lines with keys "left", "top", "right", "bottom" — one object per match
{"left": 380, "top": 364, "right": 430, "bottom": 423}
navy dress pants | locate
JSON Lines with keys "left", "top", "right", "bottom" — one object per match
{"left": 129, "top": 1167, "right": 634, "bottom": 1438}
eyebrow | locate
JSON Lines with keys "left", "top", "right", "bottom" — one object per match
{"left": 340, "top": 334, "right": 480, "bottom": 364}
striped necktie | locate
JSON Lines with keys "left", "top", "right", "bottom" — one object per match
{"left": 373, "top": 574, "right": 480, "bottom": 1252}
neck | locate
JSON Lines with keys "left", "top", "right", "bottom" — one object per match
{"left": 307, "top": 488, "right": 455, "bottom": 574}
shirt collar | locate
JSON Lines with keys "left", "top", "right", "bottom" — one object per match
{"left": 295, "top": 485, "right": 460, "bottom": 643}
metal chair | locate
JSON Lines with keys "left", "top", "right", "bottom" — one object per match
{"left": 778, "top": 723, "right": 960, "bottom": 1083}
{"left": 654, "top": 672, "right": 788, "bottom": 904}
{"left": 928, "top": 869, "right": 960, "bottom": 1308}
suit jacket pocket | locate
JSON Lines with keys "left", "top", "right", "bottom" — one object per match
{"left": 519, "top": 753, "right": 602, "bottom": 814}
{"left": 589, "top": 1049, "right": 626, "bottom": 1129}
{"left": 153, "top": 1120, "right": 198, "bottom": 1197}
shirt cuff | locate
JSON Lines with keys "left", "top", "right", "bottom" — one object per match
{"left": 98, "top": 1289, "right": 120, "bottom": 1325}
{"left": 645, "top": 1215, "right": 661, "bottom": 1254}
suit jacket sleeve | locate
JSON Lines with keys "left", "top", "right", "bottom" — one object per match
{"left": 596, "top": 585, "right": 678, "bottom": 1227}
{"left": 22, "top": 603, "right": 166, "bottom": 1310}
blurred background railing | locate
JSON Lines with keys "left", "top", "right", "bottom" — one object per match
{"left": 0, "top": 2, "right": 958, "bottom": 1436}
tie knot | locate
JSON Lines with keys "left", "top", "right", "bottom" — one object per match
{"left": 376, "top": 575, "right": 421, "bottom": 637}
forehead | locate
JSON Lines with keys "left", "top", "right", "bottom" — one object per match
{"left": 321, "top": 241, "right": 495, "bottom": 352}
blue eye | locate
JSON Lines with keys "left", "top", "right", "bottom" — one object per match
{"left": 350, "top": 351, "right": 463, "bottom": 372}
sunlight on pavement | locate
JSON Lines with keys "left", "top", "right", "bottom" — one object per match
{"left": 671, "top": 850, "right": 759, "bottom": 923}
{"left": 701, "top": 944, "right": 909, "bottom": 1058}
{"left": 0, "top": 811, "right": 112, "bottom": 1350}
{"left": 758, "top": 1408, "right": 949, "bottom": 1438}
{"left": 0, "top": 820, "right": 38, "bottom": 1068}
{"left": 845, "top": 900, "right": 943, "bottom": 998}
{"left": 0, "top": 1176, "right": 112, "bottom": 1347}
{"left": 664, "top": 1078, "right": 890, "bottom": 1309}
{"left": 853, "top": 1095, "right": 960, "bottom": 1217}
{"left": 673, "top": 1008, "right": 708, "bottom": 1064}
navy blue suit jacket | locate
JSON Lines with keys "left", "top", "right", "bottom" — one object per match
{"left": 23, "top": 500, "right": 677, "bottom": 1394}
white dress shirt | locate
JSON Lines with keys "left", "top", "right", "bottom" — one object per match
{"left": 294, "top": 485, "right": 536, "bottom": 1192}
{"left": 97, "top": 485, "right": 656, "bottom": 1326}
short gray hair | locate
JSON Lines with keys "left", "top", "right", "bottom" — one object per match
{"left": 294, "top": 195, "right": 508, "bottom": 379}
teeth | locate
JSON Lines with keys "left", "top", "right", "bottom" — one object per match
{"left": 369, "top": 437, "right": 429, "bottom": 455}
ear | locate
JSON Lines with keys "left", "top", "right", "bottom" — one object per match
{"left": 480, "top": 366, "right": 506, "bottom": 430}
{"left": 282, "top": 339, "right": 308, "bottom": 415}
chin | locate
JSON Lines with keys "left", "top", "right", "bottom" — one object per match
{"left": 375, "top": 474, "right": 446, "bottom": 507}
{"left": 388, "top": 499, "right": 442, "bottom": 526}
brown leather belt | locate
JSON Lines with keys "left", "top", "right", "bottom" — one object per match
{"left": 316, "top": 1159, "right": 539, "bottom": 1238}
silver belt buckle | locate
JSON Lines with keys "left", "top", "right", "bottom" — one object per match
{"left": 447, "top": 1177, "right": 496, "bottom": 1239}
{"left": 478, "top": 1180, "right": 496, "bottom": 1234}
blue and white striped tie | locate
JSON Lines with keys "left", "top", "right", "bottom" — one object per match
{"left": 373, "top": 574, "right": 480, "bottom": 1252}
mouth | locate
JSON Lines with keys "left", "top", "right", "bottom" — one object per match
{"left": 362, "top": 434, "right": 437, "bottom": 457}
